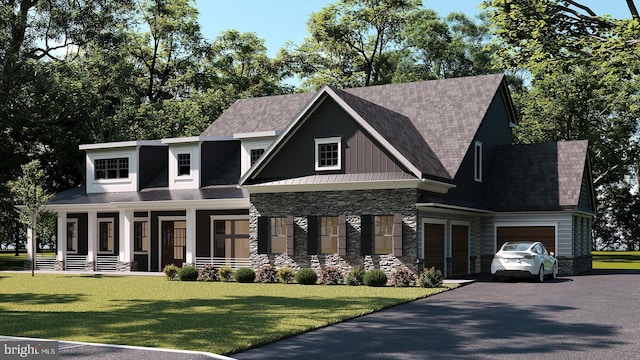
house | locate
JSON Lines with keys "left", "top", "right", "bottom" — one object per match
{"left": 38, "top": 73, "right": 595, "bottom": 276}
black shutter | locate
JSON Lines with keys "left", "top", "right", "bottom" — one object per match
{"left": 361, "top": 215, "right": 372, "bottom": 255}
{"left": 257, "top": 216, "right": 269, "bottom": 254}
{"left": 307, "top": 215, "right": 318, "bottom": 255}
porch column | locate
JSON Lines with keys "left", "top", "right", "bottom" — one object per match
{"left": 185, "top": 208, "right": 196, "bottom": 265}
{"left": 57, "top": 211, "right": 67, "bottom": 265}
{"left": 26, "top": 223, "right": 34, "bottom": 262}
{"left": 87, "top": 210, "right": 97, "bottom": 271}
{"left": 118, "top": 209, "right": 134, "bottom": 271}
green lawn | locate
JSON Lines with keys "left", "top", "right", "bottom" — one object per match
{"left": 0, "top": 252, "right": 27, "bottom": 271}
{"left": 592, "top": 251, "right": 640, "bottom": 270}
{"left": 0, "top": 273, "right": 452, "bottom": 355}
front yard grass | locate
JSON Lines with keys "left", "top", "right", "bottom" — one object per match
{"left": 0, "top": 252, "right": 27, "bottom": 271}
{"left": 0, "top": 273, "right": 453, "bottom": 355}
{"left": 592, "top": 251, "right": 640, "bottom": 270}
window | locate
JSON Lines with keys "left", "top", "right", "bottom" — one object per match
{"left": 134, "top": 221, "right": 148, "bottom": 252}
{"left": 213, "top": 219, "right": 250, "bottom": 259}
{"left": 177, "top": 153, "right": 190, "bottom": 176}
{"left": 250, "top": 149, "right": 265, "bottom": 166}
{"left": 95, "top": 158, "right": 129, "bottom": 180}
{"left": 474, "top": 141, "right": 483, "bottom": 182}
{"left": 320, "top": 216, "right": 338, "bottom": 254}
{"left": 374, "top": 215, "right": 393, "bottom": 254}
{"left": 271, "top": 217, "right": 287, "bottom": 253}
{"left": 66, "top": 219, "right": 78, "bottom": 252}
{"left": 98, "top": 220, "right": 114, "bottom": 253}
{"left": 315, "top": 137, "right": 341, "bottom": 171}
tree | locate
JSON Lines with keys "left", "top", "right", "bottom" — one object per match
{"left": 8, "top": 160, "right": 54, "bottom": 276}
{"left": 484, "top": 0, "right": 640, "bottom": 250}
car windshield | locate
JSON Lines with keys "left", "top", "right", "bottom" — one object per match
{"left": 501, "top": 242, "right": 533, "bottom": 252}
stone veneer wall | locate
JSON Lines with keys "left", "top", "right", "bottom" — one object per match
{"left": 250, "top": 189, "right": 419, "bottom": 277}
{"left": 116, "top": 261, "right": 137, "bottom": 272}
{"left": 558, "top": 255, "right": 592, "bottom": 275}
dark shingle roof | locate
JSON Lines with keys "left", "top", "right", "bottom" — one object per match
{"left": 202, "top": 74, "right": 508, "bottom": 179}
{"left": 484, "top": 140, "right": 589, "bottom": 211}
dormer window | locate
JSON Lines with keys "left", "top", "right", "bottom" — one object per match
{"left": 315, "top": 137, "right": 341, "bottom": 171}
{"left": 95, "top": 158, "right": 129, "bottom": 180}
{"left": 177, "top": 153, "right": 190, "bottom": 176}
{"left": 250, "top": 148, "right": 265, "bottom": 166}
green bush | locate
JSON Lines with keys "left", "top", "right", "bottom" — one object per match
{"left": 418, "top": 267, "right": 443, "bottom": 288}
{"left": 197, "top": 264, "right": 219, "bottom": 281}
{"left": 255, "top": 264, "right": 278, "bottom": 283}
{"left": 344, "top": 267, "right": 365, "bottom": 286}
{"left": 219, "top": 266, "right": 234, "bottom": 282}
{"left": 295, "top": 268, "right": 318, "bottom": 285}
{"left": 363, "top": 269, "right": 388, "bottom": 287}
{"left": 234, "top": 267, "right": 256, "bottom": 283}
{"left": 319, "top": 266, "right": 343, "bottom": 285}
{"left": 277, "top": 267, "right": 295, "bottom": 284}
{"left": 163, "top": 264, "right": 179, "bottom": 281}
{"left": 178, "top": 265, "right": 198, "bottom": 281}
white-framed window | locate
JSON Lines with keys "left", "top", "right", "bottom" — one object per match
{"left": 320, "top": 216, "right": 338, "bottom": 254}
{"left": 67, "top": 219, "right": 78, "bottom": 253}
{"left": 134, "top": 220, "right": 149, "bottom": 253}
{"left": 270, "top": 217, "right": 287, "bottom": 254}
{"left": 98, "top": 219, "right": 115, "bottom": 253}
{"left": 177, "top": 153, "right": 191, "bottom": 176}
{"left": 95, "top": 158, "right": 129, "bottom": 180}
{"left": 474, "top": 141, "right": 483, "bottom": 182}
{"left": 250, "top": 148, "right": 265, "bottom": 166}
{"left": 315, "top": 137, "right": 342, "bottom": 171}
{"left": 374, "top": 215, "right": 393, "bottom": 254}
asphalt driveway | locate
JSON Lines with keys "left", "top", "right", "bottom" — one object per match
{"left": 234, "top": 270, "right": 640, "bottom": 360}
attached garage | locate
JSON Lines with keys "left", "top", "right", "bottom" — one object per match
{"left": 423, "top": 222, "right": 445, "bottom": 274}
{"left": 451, "top": 224, "right": 469, "bottom": 276}
{"left": 496, "top": 226, "right": 556, "bottom": 254}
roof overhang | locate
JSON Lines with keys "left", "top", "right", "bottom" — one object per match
{"left": 79, "top": 140, "right": 163, "bottom": 150}
{"left": 244, "top": 178, "right": 454, "bottom": 194}
{"left": 46, "top": 198, "right": 249, "bottom": 212}
{"left": 416, "top": 202, "right": 493, "bottom": 214}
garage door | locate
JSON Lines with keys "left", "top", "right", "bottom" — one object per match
{"left": 424, "top": 223, "right": 445, "bottom": 274}
{"left": 451, "top": 224, "right": 469, "bottom": 276}
{"left": 496, "top": 226, "right": 555, "bottom": 254}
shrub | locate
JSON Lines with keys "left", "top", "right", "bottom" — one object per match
{"left": 418, "top": 267, "right": 444, "bottom": 288}
{"left": 256, "top": 264, "right": 278, "bottom": 283}
{"left": 163, "top": 264, "right": 179, "bottom": 281}
{"left": 219, "top": 266, "right": 234, "bottom": 282}
{"left": 363, "top": 269, "right": 388, "bottom": 287}
{"left": 295, "top": 268, "right": 318, "bottom": 285}
{"left": 319, "top": 266, "right": 343, "bottom": 285}
{"left": 344, "top": 267, "right": 365, "bottom": 286}
{"left": 178, "top": 265, "right": 198, "bottom": 281}
{"left": 234, "top": 267, "right": 256, "bottom": 283}
{"left": 197, "top": 264, "right": 219, "bottom": 282}
{"left": 390, "top": 266, "right": 417, "bottom": 287}
{"left": 277, "top": 267, "right": 295, "bottom": 284}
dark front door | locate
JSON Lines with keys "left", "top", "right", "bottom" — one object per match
{"left": 162, "top": 220, "right": 186, "bottom": 268}
{"left": 451, "top": 224, "right": 469, "bottom": 277}
{"left": 424, "top": 222, "right": 445, "bottom": 274}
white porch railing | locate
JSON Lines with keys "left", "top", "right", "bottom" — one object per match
{"left": 65, "top": 255, "right": 86, "bottom": 270}
{"left": 195, "top": 257, "right": 252, "bottom": 269}
{"left": 35, "top": 256, "right": 56, "bottom": 270}
{"left": 96, "top": 255, "right": 119, "bottom": 271}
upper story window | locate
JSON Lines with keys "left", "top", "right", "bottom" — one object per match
{"left": 315, "top": 137, "right": 341, "bottom": 171}
{"left": 95, "top": 158, "right": 129, "bottom": 180}
{"left": 177, "top": 153, "right": 191, "bottom": 176}
{"left": 474, "top": 141, "right": 483, "bottom": 183}
{"left": 250, "top": 148, "right": 265, "bottom": 166}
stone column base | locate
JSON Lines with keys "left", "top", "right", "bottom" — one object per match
{"left": 54, "top": 260, "right": 65, "bottom": 271}
{"left": 116, "top": 261, "right": 137, "bottom": 272}
{"left": 84, "top": 261, "right": 95, "bottom": 271}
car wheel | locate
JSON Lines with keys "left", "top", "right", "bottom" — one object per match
{"left": 535, "top": 265, "right": 544, "bottom": 283}
{"left": 551, "top": 263, "right": 558, "bottom": 280}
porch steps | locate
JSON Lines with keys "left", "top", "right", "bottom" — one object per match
{"left": 65, "top": 255, "right": 86, "bottom": 271}
{"left": 96, "top": 256, "right": 118, "bottom": 271}
{"left": 34, "top": 256, "right": 56, "bottom": 270}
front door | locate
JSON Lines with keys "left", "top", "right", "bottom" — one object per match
{"left": 451, "top": 224, "right": 469, "bottom": 276}
{"left": 162, "top": 220, "right": 186, "bottom": 268}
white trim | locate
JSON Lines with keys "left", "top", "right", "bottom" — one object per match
{"left": 314, "top": 137, "right": 342, "bottom": 171}
{"left": 161, "top": 136, "right": 231, "bottom": 144}
{"left": 168, "top": 144, "right": 199, "bottom": 189}
{"left": 79, "top": 140, "right": 161, "bottom": 150}
{"left": 86, "top": 149, "right": 137, "bottom": 193}
{"left": 241, "top": 139, "right": 273, "bottom": 176}
{"left": 234, "top": 130, "right": 281, "bottom": 139}
{"left": 493, "top": 221, "right": 559, "bottom": 254}
{"left": 474, "top": 141, "right": 483, "bottom": 183}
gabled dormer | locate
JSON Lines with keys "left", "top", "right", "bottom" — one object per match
{"left": 235, "top": 130, "right": 280, "bottom": 176}
{"left": 80, "top": 140, "right": 164, "bottom": 194}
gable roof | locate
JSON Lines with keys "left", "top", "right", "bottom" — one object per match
{"left": 203, "top": 73, "right": 512, "bottom": 181}
{"left": 484, "top": 140, "right": 594, "bottom": 212}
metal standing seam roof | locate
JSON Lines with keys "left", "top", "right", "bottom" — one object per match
{"left": 202, "top": 74, "right": 508, "bottom": 180}
{"left": 484, "top": 140, "right": 590, "bottom": 211}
